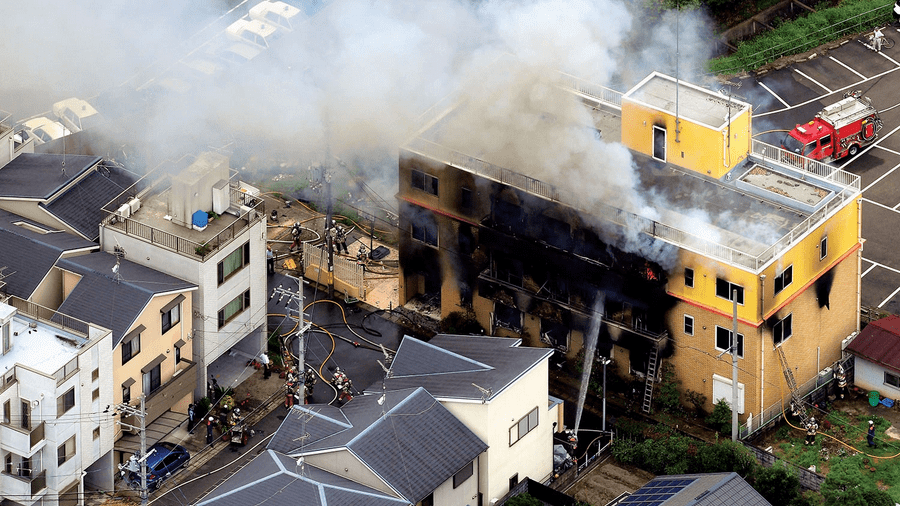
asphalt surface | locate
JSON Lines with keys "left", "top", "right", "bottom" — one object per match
{"left": 148, "top": 271, "right": 410, "bottom": 505}
{"left": 739, "top": 28, "right": 900, "bottom": 315}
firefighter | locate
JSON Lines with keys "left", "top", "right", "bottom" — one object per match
{"left": 303, "top": 368, "right": 317, "bottom": 403}
{"left": 206, "top": 417, "right": 215, "bottom": 444}
{"left": 332, "top": 368, "right": 353, "bottom": 402}
{"left": 836, "top": 364, "right": 847, "bottom": 399}
{"left": 331, "top": 224, "right": 349, "bottom": 254}
{"left": 868, "top": 420, "right": 877, "bottom": 448}
{"left": 229, "top": 408, "right": 242, "bottom": 427}
{"left": 805, "top": 417, "right": 818, "bottom": 445}
{"left": 356, "top": 243, "right": 368, "bottom": 265}
{"left": 285, "top": 367, "right": 298, "bottom": 408}
{"left": 289, "top": 222, "right": 302, "bottom": 252}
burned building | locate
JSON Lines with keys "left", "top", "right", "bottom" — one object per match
{"left": 397, "top": 69, "right": 861, "bottom": 435}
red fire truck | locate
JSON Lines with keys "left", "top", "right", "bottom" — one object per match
{"left": 782, "top": 91, "right": 882, "bottom": 162}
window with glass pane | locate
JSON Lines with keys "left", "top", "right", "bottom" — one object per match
{"left": 218, "top": 290, "right": 250, "bottom": 329}
{"left": 143, "top": 365, "right": 161, "bottom": 397}
{"left": 217, "top": 242, "right": 250, "bottom": 285}
{"left": 161, "top": 304, "right": 180, "bottom": 334}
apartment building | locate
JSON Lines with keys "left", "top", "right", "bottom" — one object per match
{"left": 397, "top": 69, "right": 861, "bottom": 435}
{"left": 0, "top": 297, "right": 114, "bottom": 505}
{"left": 98, "top": 152, "right": 267, "bottom": 398}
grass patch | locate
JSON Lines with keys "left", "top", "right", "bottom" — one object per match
{"left": 710, "top": 0, "right": 894, "bottom": 74}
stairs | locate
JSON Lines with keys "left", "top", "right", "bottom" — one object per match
{"left": 642, "top": 339, "right": 662, "bottom": 414}
{"left": 776, "top": 346, "right": 809, "bottom": 427}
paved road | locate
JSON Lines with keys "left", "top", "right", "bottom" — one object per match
{"left": 741, "top": 27, "right": 900, "bottom": 314}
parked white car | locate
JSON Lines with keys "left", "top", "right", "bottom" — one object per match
{"left": 52, "top": 98, "right": 101, "bottom": 133}
{"left": 225, "top": 18, "right": 281, "bottom": 50}
{"left": 19, "top": 117, "right": 70, "bottom": 145}
{"left": 249, "top": 1, "right": 304, "bottom": 32}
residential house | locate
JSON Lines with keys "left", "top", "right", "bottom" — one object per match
{"left": 845, "top": 315, "right": 900, "bottom": 399}
{"left": 397, "top": 67, "right": 861, "bottom": 435}
{"left": 0, "top": 297, "right": 114, "bottom": 505}
{"left": 98, "top": 151, "right": 267, "bottom": 398}
{"left": 198, "top": 387, "right": 487, "bottom": 506}
{"left": 0, "top": 113, "right": 34, "bottom": 166}
{"left": 367, "top": 334, "right": 559, "bottom": 503}
{"left": 611, "top": 472, "right": 771, "bottom": 506}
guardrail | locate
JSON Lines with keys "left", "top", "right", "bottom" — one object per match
{"left": 750, "top": 139, "right": 860, "bottom": 190}
{"left": 556, "top": 71, "right": 624, "bottom": 109}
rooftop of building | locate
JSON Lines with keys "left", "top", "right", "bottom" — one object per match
{"left": 0, "top": 153, "right": 100, "bottom": 199}
{"left": 404, "top": 70, "right": 859, "bottom": 272}
{"left": 846, "top": 315, "right": 900, "bottom": 374}
{"left": 618, "top": 472, "right": 771, "bottom": 506}
{"left": 0, "top": 299, "right": 92, "bottom": 376}
{"left": 623, "top": 72, "right": 751, "bottom": 130}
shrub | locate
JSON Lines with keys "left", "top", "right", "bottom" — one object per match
{"left": 506, "top": 493, "right": 541, "bottom": 506}
{"left": 656, "top": 362, "right": 682, "bottom": 414}
{"left": 752, "top": 463, "right": 800, "bottom": 506}
{"left": 706, "top": 399, "right": 733, "bottom": 436}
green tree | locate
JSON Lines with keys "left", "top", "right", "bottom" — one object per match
{"left": 706, "top": 399, "right": 733, "bottom": 436}
{"left": 695, "top": 438, "right": 756, "bottom": 477}
{"left": 506, "top": 493, "right": 541, "bottom": 506}
{"left": 656, "top": 362, "right": 682, "bottom": 413}
{"left": 752, "top": 464, "right": 800, "bottom": 506}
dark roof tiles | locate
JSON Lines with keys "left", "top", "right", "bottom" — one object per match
{"left": 0, "top": 153, "right": 99, "bottom": 199}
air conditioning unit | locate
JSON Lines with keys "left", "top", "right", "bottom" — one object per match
{"left": 116, "top": 203, "right": 131, "bottom": 220}
{"left": 127, "top": 197, "right": 141, "bottom": 214}
{"left": 819, "top": 366, "right": 833, "bottom": 378}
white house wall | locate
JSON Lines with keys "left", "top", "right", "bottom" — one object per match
{"left": 432, "top": 457, "right": 480, "bottom": 506}
{"left": 853, "top": 358, "right": 900, "bottom": 398}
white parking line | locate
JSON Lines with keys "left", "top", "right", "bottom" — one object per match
{"left": 875, "top": 145, "right": 900, "bottom": 157}
{"left": 862, "top": 197, "right": 900, "bottom": 213}
{"left": 793, "top": 68, "right": 831, "bottom": 93}
{"left": 829, "top": 56, "right": 867, "bottom": 79}
{"left": 839, "top": 123, "right": 900, "bottom": 171}
{"left": 757, "top": 81, "right": 790, "bottom": 108}
{"left": 862, "top": 161, "right": 900, "bottom": 193}
{"left": 862, "top": 257, "right": 900, "bottom": 276}
{"left": 862, "top": 262, "right": 878, "bottom": 278}
{"left": 878, "top": 50, "right": 900, "bottom": 67}
{"left": 879, "top": 285, "right": 900, "bottom": 308}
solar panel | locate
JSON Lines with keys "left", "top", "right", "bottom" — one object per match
{"left": 617, "top": 477, "right": 698, "bottom": 505}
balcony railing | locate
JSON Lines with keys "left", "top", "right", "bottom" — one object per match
{"left": 405, "top": 136, "right": 860, "bottom": 272}
{"left": 0, "top": 421, "right": 44, "bottom": 455}
{"left": 5, "top": 296, "right": 90, "bottom": 337}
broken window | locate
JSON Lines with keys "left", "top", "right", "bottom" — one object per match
{"left": 773, "top": 314, "right": 792, "bottom": 345}
{"left": 684, "top": 268, "right": 694, "bottom": 288}
{"left": 461, "top": 187, "right": 473, "bottom": 213}
{"left": 774, "top": 265, "right": 792, "bottom": 295}
{"left": 411, "top": 169, "right": 438, "bottom": 196}
{"left": 411, "top": 217, "right": 438, "bottom": 246}
{"left": 493, "top": 303, "right": 522, "bottom": 332}
{"left": 652, "top": 126, "right": 666, "bottom": 162}
{"left": 715, "top": 278, "right": 744, "bottom": 305}
{"left": 715, "top": 326, "right": 744, "bottom": 358}
{"left": 540, "top": 319, "right": 569, "bottom": 351}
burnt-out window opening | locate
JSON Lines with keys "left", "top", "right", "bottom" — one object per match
{"left": 715, "top": 278, "right": 744, "bottom": 305}
{"left": 684, "top": 315, "right": 694, "bottom": 335}
{"left": 494, "top": 302, "right": 522, "bottom": 332}
{"left": 411, "top": 169, "right": 438, "bottom": 196}
{"left": 541, "top": 319, "right": 570, "bottom": 351}
{"left": 461, "top": 187, "right": 473, "bottom": 213}
{"left": 820, "top": 236, "right": 827, "bottom": 260}
{"left": 684, "top": 268, "right": 694, "bottom": 288}
{"left": 492, "top": 197, "right": 524, "bottom": 234}
{"left": 774, "top": 265, "right": 793, "bottom": 295}
{"left": 536, "top": 214, "right": 572, "bottom": 250}
{"left": 459, "top": 224, "right": 475, "bottom": 256}
{"left": 773, "top": 314, "right": 792, "bottom": 345}
{"left": 459, "top": 282, "right": 473, "bottom": 309}
{"left": 411, "top": 214, "right": 438, "bottom": 246}
{"left": 494, "top": 255, "right": 524, "bottom": 288}
{"left": 885, "top": 371, "right": 900, "bottom": 388}
{"left": 715, "top": 326, "right": 744, "bottom": 358}
{"left": 652, "top": 125, "right": 666, "bottom": 162}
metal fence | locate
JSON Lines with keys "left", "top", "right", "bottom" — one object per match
{"left": 6, "top": 296, "right": 91, "bottom": 337}
{"left": 750, "top": 140, "right": 860, "bottom": 190}
{"left": 556, "top": 71, "right": 624, "bottom": 109}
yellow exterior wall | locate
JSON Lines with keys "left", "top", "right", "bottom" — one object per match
{"left": 667, "top": 249, "right": 761, "bottom": 325}
{"left": 620, "top": 100, "right": 751, "bottom": 179}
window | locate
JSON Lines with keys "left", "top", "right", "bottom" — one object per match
{"left": 684, "top": 268, "right": 694, "bottom": 288}
{"left": 218, "top": 242, "right": 251, "bottom": 285}
{"left": 820, "top": 236, "right": 828, "bottom": 260}
{"left": 21, "top": 400, "right": 29, "bottom": 429}
{"left": 684, "top": 315, "right": 694, "bottom": 336}
{"left": 774, "top": 265, "right": 793, "bottom": 295}
{"left": 218, "top": 290, "right": 251, "bottom": 329}
{"left": 885, "top": 371, "right": 900, "bottom": 388}
{"left": 715, "top": 326, "right": 744, "bottom": 358}
{"left": 58, "top": 436, "right": 75, "bottom": 466}
{"left": 715, "top": 278, "right": 744, "bottom": 305}
{"left": 4, "top": 454, "right": 10, "bottom": 474}
{"left": 161, "top": 302, "right": 181, "bottom": 334}
{"left": 143, "top": 364, "right": 161, "bottom": 397}
{"left": 92, "top": 388, "right": 99, "bottom": 401}
{"left": 509, "top": 474, "right": 519, "bottom": 490}
{"left": 652, "top": 126, "right": 666, "bottom": 162}
{"left": 54, "top": 357, "right": 78, "bottom": 384}
{"left": 411, "top": 218, "right": 438, "bottom": 246}
{"left": 93, "top": 427, "right": 100, "bottom": 440}
{"left": 411, "top": 169, "right": 438, "bottom": 196}
{"left": 541, "top": 319, "right": 570, "bottom": 352}
{"left": 175, "top": 345, "right": 182, "bottom": 364}
{"left": 122, "top": 331, "right": 140, "bottom": 364}
{"left": 453, "top": 461, "right": 474, "bottom": 488}
{"left": 92, "top": 368, "right": 99, "bottom": 381}
{"left": 461, "top": 187, "right": 473, "bottom": 212}
{"left": 820, "top": 134, "right": 831, "bottom": 148}
{"left": 2, "top": 322, "right": 9, "bottom": 354}
{"left": 773, "top": 314, "right": 793, "bottom": 345}
{"left": 122, "top": 383, "right": 131, "bottom": 404}
{"left": 3, "top": 399, "right": 9, "bottom": 424}
{"left": 509, "top": 407, "right": 539, "bottom": 446}
{"left": 58, "top": 387, "right": 76, "bottom": 416}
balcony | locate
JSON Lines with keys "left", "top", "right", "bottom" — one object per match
{"left": 1, "top": 469, "right": 46, "bottom": 497}
{"left": 0, "top": 421, "right": 45, "bottom": 456}
{"left": 122, "top": 360, "right": 197, "bottom": 428}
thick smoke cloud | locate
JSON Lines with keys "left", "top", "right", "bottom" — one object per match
{"left": 0, "top": 0, "right": 744, "bottom": 269}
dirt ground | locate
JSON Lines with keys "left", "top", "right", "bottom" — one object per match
{"left": 566, "top": 461, "right": 656, "bottom": 506}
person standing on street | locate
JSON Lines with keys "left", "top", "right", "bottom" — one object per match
{"left": 260, "top": 352, "right": 271, "bottom": 379}
{"left": 206, "top": 417, "right": 215, "bottom": 444}
{"left": 868, "top": 420, "right": 877, "bottom": 447}
{"left": 266, "top": 245, "right": 275, "bottom": 275}
{"left": 187, "top": 403, "right": 196, "bottom": 433}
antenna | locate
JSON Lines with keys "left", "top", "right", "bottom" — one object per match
{"left": 112, "top": 245, "right": 126, "bottom": 284}
{"left": 674, "top": 0, "right": 681, "bottom": 143}
{"left": 376, "top": 359, "right": 392, "bottom": 378}
{"left": 471, "top": 383, "right": 492, "bottom": 404}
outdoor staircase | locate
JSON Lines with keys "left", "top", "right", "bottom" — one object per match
{"left": 776, "top": 346, "right": 810, "bottom": 427}
{"left": 642, "top": 339, "right": 662, "bottom": 414}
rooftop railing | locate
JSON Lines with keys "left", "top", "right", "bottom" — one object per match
{"left": 404, "top": 136, "right": 860, "bottom": 272}
{"left": 6, "top": 296, "right": 90, "bottom": 337}
{"left": 556, "top": 71, "right": 624, "bottom": 109}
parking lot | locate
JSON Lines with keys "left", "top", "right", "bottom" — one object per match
{"left": 742, "top": 26, "right": 900, "bottom": 314}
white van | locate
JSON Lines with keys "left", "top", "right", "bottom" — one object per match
{"left": 226, "top": 18, "right": 282, "bottom": 50}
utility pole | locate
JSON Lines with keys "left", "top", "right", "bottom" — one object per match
{"left": 269, "top": 275, "right": 310, "bottom": 380}
{"left": 117, "top": 395, "right": 148, "bottom": 505}
{"left": 731, "top": 290, "right": 739, "bottom": 441}
{"left": 324, "top": 169, "right": 334, "bottom": 299}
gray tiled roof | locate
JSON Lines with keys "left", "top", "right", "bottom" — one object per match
{"left": 0, "top": 153, "right": 99, "bottom": 199}
{"left": 0, "top": 210, "right": 97, "bottom": 299}
{"left": 55, "top": 252, "right": 195, "bottom": 346}
{"left": 41, "top": 164, "right": 138, "bottom": 240}
{"left": 269, "top": 387, "right": 487, "bottom": 504}
{"left": 622, "top": 473, "right": 772, "bottom": 506}
{"left": 368, "top": 334, "right": 552, "bottom": 401}
{"left": 197, "top": 450, "right": 407, "bottom": 506}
